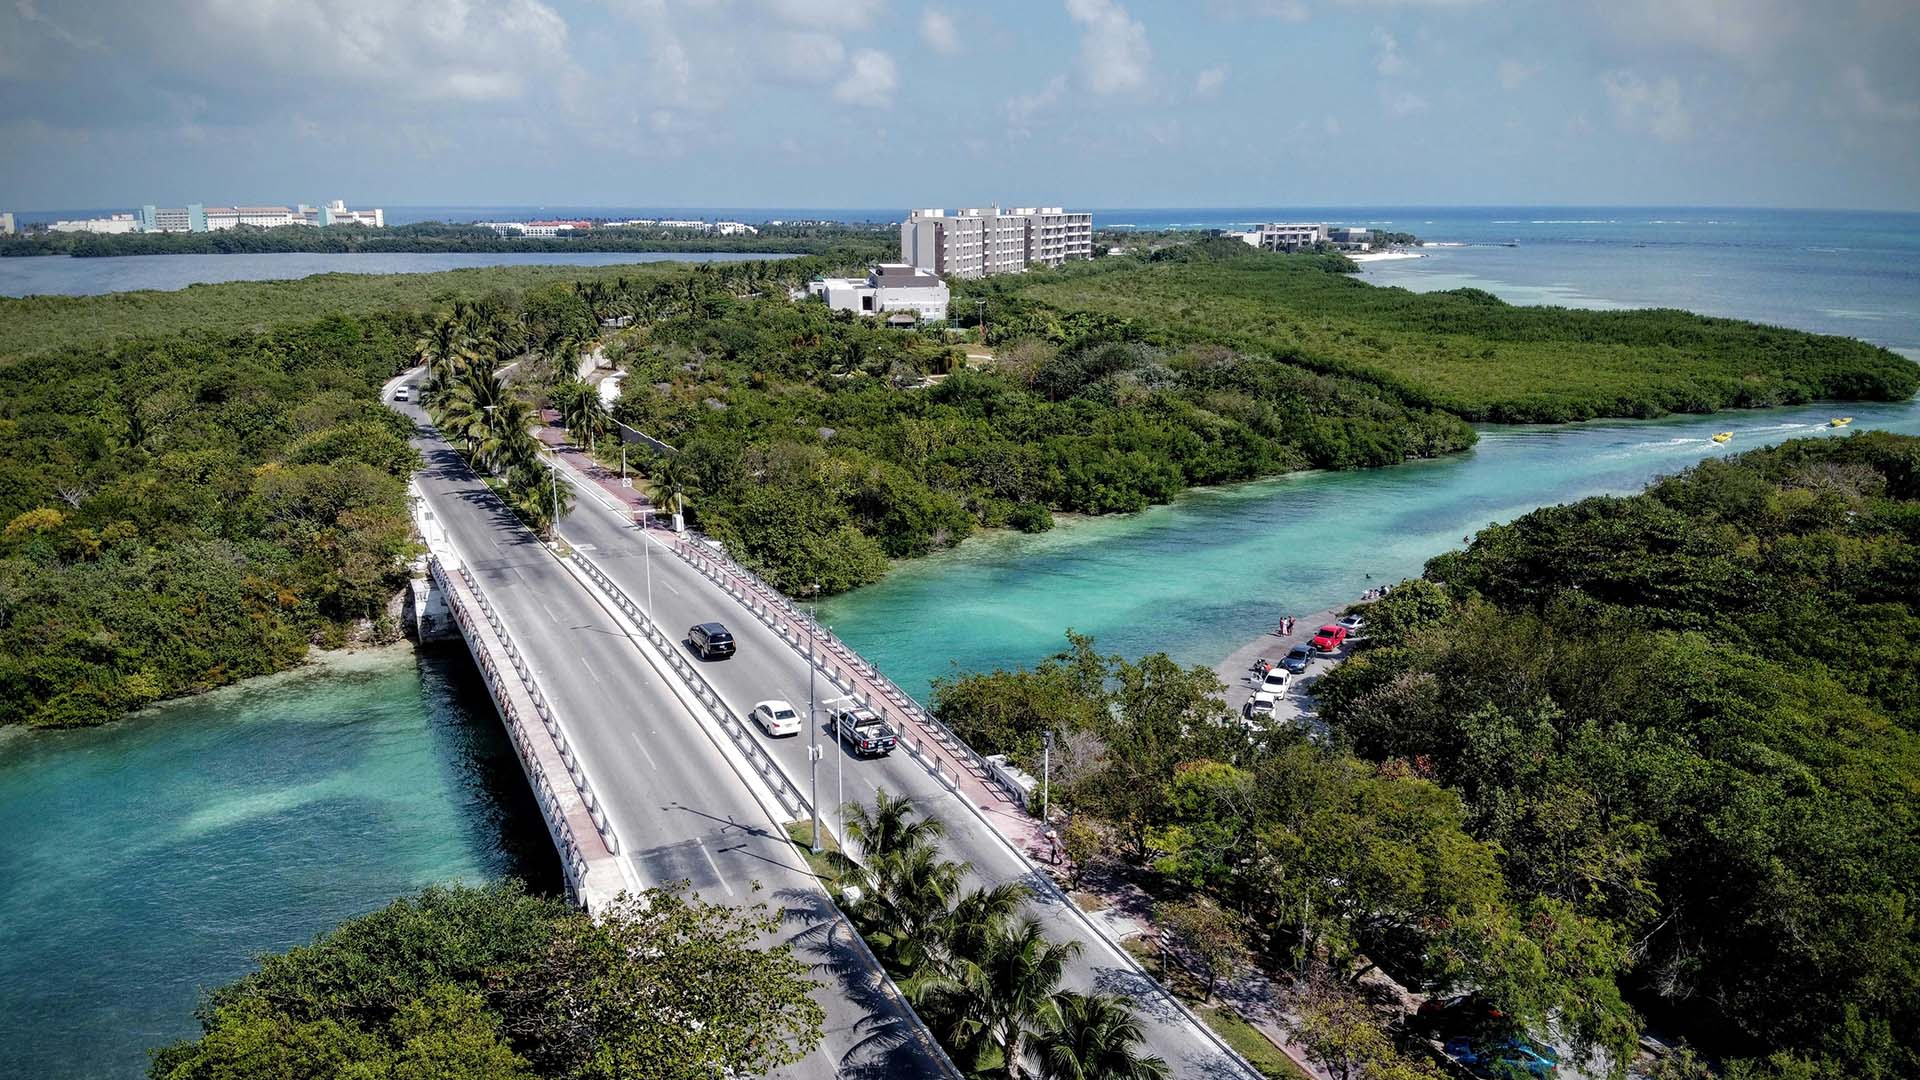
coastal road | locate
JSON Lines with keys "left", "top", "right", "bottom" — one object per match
{"left": 385, "top": 374, "right": 952, "bottom": 1080}
{"left": 547, "top": 456, "right": 1262, "bottom": 1080}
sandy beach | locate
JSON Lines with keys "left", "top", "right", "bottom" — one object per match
{"left": 1348, "top": 250, "right": 1425, "bottom": 263}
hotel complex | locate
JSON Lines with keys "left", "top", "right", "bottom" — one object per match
{"left": 1231, "top": 222, "right": 1373, "bottom": 252}
{"left": 49, "top": 199, "right": 384, "bottom": 234}
{"left": 899, "top": 206, "right": 1093, "bottom": 279}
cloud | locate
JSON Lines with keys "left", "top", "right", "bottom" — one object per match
{"left": 1194, "top": 64, "right": 1229, "bottom": 98}
{"left": 1497, "top": 59, "right": 1539, "bottom": 91}
{"left": 1205, "top": 0, "right": 1308, "bottom": 19}
{"left": 833, "top": 48, "right": 897, "bottom": 103}
{"left": 764, "top": 0, "right": 883, "bottom": 29}
{"left": 768, "top": 30, "right": 846, "bottom": 85}
{"left": 1602, "top": 70, "right": 1692, "bottom": 141}
{"left": 1382, "top": 89, "right": 1429, "bottom": 115}
{"left": 1337, "top": 0, "right": 1485, "bottom": 6}
{"left": 1371, "top": 28, "right": 1404, "bottom": 76}
{"left": 920, "top": 7, "right": 961, "bottom": 54}
{"left": 1844, "top": 65, "right": 1920, "bottom": 121}
{"left": 1064, "top": 0, "right": 1150, "bottom": 94}
{"left": 1597, "top": 0, "right": 1797, "bottom": 61}
{"left": 1324, "top": 114, "right": 1342, "bottom": 136}
{"left": 1006, "top": 74, "right": 1068, "bottom": 126}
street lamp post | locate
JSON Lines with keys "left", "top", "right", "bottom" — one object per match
{"left": 808, "top": 583, "right": 822, "bottom": 853}
{"left": 1042, "top": 728, "right": 1053, "bottom": 825}
{"left": 549, "top": 463, "right": 560, "bottom": 538}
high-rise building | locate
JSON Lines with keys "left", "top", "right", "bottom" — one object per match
{"left": 900, "top": 205, "right": 1093, "bottom": 278}
{"left": 0, "top": 212, "right": 14, "bottom": 235}
{"left": 141, "top": 204, "right": 207, "bottom": 232}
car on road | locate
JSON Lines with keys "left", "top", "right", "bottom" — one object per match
{"left": 833, "top": 707, "right": 896, "bottom": 756}
{"left": 688, "top": 622, "right": 736, "bottom": 660}
{"left": 1243, "top": 691, "right": 1279, "bottom": 722}
{"left": 1442, "top": 1034, "right": 1559, "bottom": 1077}
{"left": 394, "top": 386, "right": 410, "bottom": 402}
{"left": 1336, "top": 614, "right": 1366, "bottom": 633}
{"left": 1259, "top": 668, "right": 1291, "bottom": 695}
{"left": 1280, "top": 644, "right": 1314, "bottom": 673}
{"left": 751, "top": 700, "right": 802, "bottom": 737}
{"left": 1310, "top": 624, "right": 1348, "bottom": 653}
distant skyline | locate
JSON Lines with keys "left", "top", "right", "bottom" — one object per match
{"left": 3, "top": 0, "right": 1918, "bottom": 213}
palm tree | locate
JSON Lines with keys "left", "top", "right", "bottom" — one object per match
{"left": 646, "top": 454, "right": 695, "bottom": 525}
{"left": 840, "top": 788, "right": 947, "bottom": 864}
{"left": 1034, "top": 993, "right": 1170, "bottom": 1080}
{"left": 415, "top": 317, "right": 459, "bottom": 387}
{"left": 504, "top": 459, "right": 571, "bottom": 539}
{"left": 927, "top": 916, "right": 1083, "bottom": 1078}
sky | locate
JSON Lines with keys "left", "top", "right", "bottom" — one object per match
{"left": 2, "top": 0, "right": 1918, "bottom": 213}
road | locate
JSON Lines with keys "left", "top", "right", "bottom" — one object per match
{"left": 387, "top": 375, "right": 952, "bottom": 1079}
{"left": 549, "top": 458, "right": 1260, "bottom": 1080}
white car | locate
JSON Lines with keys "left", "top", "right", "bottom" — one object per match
{"left": 1259, "top": 668, "right": 1291, "bottom": 695}
{"left": 394, "top": 386, "right": 410, "bottom": 402}
{"left": 751, "top": 699, "right": 802, "bottom": 737}
{"left": 1243, "top": 691, "right": 1279, "bottom": 721}
{"left": 1336, "top": 614, "right": 1366, "bottom": 633}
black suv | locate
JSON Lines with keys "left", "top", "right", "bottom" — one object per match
{"left": 688, "top": 622, "right": 736, "bottom": 660}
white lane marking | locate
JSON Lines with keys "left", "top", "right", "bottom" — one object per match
{"left": 539, "top": 601, "right": 559, "bottom": 622}
{"left": 580, "top": 657, "right": 602, "bottom": 685}
{"left": 660, "top": 578, "right": 680, "bottom": 597}
{"left": 629, "top": 731, "right": 658, "bottom": 769}
{"left": 697, "top": 839, "right": 735, "bottom": 895}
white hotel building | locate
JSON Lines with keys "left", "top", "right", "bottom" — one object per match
{"left": 900, "top": 206, "right": 1093, "bottom": 279}
{"left": 808, "top": 264, "right": 950, "bottom": 322}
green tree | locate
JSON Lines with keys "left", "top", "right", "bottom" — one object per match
{"left": 1153, "top": 897, "right": 1248, "bottom": 1002}
{"left": 1034, "top": 992, "right": 1171, "bottom": 1080}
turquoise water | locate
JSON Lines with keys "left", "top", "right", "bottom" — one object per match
{"left": 820, "top": 400, "right": 1920, "bottom": 699}
{"left": 0, "top": 645, "right": 555, "bottom": 1079}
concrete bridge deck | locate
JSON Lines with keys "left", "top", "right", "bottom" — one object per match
{"left": 386, "top": 373, "right": 954, "bottom": 1079}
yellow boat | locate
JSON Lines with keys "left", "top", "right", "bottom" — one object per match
{"left": 1830, "top": 417, "right": 1853, "bottom": 428}
{"left": 1712, "top": 432, "right": 1732, "bottom": 443}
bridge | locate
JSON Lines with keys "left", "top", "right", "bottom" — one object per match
{"left": 389, "top": 368, "right": 1263, "bottom": 1079}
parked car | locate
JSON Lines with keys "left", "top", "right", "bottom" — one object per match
{"left": 1336, "top": 614, "right": 1366, "bottom": 633}
{"left": 833, "top": 707, "right": 896, "bottom": 756}
{"left": 1417, "top": 993, "right": 1506, "bottom": 1031}
{"left": 1243, "top": 691, "right": 1278, "bottom": 721}
{"left": 1260, "top": 668, "right": 1291, "bottom": 694}
{"left": 1310, "top": 624, "right": 1348, "bottom": 653}
{"left": 751, "top": 699, "right": 802, "bottom": 737}
{"left": 1443, "top": 1035, "right": 1559, "bottom": 1077}
{"left": 1280, "top": 644, "right": 1314, "bottom": 673}
{"left": 688, "top": 622, "right": 736, "bottom": 660}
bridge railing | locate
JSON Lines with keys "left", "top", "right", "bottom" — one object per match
{"left": 452, "top": 562, "right": 622, "bottom": 860}
{"left": 666, "top": 533, "right": 1027, "bottom": 808}
{"left": 566, "top": 550, "right": 811, "bottom": 822}
{"left": 429, "top": 554, "right": 595, "bottom": 895}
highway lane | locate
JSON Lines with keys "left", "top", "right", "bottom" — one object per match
{"left": 389, "top": 384, "right": 953, "bottom": 1079}
{"left": 550, "top": 464, "right": 1258, "bottom": 1080}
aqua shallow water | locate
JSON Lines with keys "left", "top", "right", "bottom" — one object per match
{"left": 0, "top": 645, "right": 555, "bottom": 1079}
{"left": 820, "top": 399, "right": 1920, "bottom": 699}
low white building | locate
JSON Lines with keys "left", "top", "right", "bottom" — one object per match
{"left": 714, "top": 221, "right": 758, "bottom": 236}
{"left": 808, "top": 264, "right": 949, "bottom": 322}
{"left": 50, "top": 213, "right": 140, "bottom": 234}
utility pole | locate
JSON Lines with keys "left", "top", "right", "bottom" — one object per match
{"left": 549, "top": 463, "right": 560, "bottom": 537}
{"left": 835, "top": 620, "right": 844, "bottom": 843}
{"left": 975, "top": 298, "right": 987, "bottom": 345}
{"left": 808, "top": 583, "right": 822, "bottom": 853}
{"left": 643, "top": 516, "right": 654, "bottom": 621}
{"left": 620, "top": 441, "right": 627, "bottom": 487}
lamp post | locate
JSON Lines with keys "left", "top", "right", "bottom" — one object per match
{"left": 1042, "top": 728, "right": 1053, "bottom": 826}
{"left": 808, "top": 583, "right": 822, "bottom": 853}
{"left": 549, "top": 463, "right": 560, "bottom": 538}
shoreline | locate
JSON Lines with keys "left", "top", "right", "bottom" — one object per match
{"left": 1213, "top": 600, "right": 1365, "bottom": 711}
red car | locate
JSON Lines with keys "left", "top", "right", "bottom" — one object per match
{"left": 1310, "top": 624, "right": 1348, "bottom": 653}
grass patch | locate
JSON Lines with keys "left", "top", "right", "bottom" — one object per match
{"left": 784, "top": 819, "right": 842, "bottom": 883}
{"left": 1197, "top": 1004, "right": 1316, "bottom": 1080}
{"left": 1069, "top": 890, "right": 1109, "bottom": 913}
{"left": 1123, "top": 932, "right": 1313, "bottom": 1079}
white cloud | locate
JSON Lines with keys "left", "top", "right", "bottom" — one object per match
{"left": 1194, "top": 64, "right": 1229, "bottom": 98}
{"left": 1497, "top": 59, "right": 1539, "bottom": 91}
{"left": 920, "top": 7, "right": 961, "bottom": 54}
{"left": 1006, "top": 73, "right": 1068, "bottom": 126}
{"left": 1844, "top": 65, "right": 1920, "bottom": 121}
{"left": 833, "top": 48, "right": 897, "bottom": 103}
{"left": 765, "top": 0, "right": 883, "bottom": 29}
{"left": 1602, "top": 70, "right": 1693, "bottom": 141}
{"left": 1383, "top": 89, "right": 1429, "bottom": 115}
{"left": 1064, "top": 0, "right": 1150, "bottom": 95}
{"left": 768, "top": 30, "right": 845, "bottom": 84}
{"left": 1206, "top": 0, "right": 1308, "bottom": 19}
{"left": 1371, "top": 27, "right": 1403, "bottom": 76}
{"left": 1599, "top": 0, "right": 1796, "bottom": 61}
{"left": 1324, "top": 114, "right": 1342, "bottom": 135}
{"left": 1337, "top": 0, "right": 1485, "bottom": 6}
{"left": 182, "top": 0, "right": 575, "bottom": 103}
